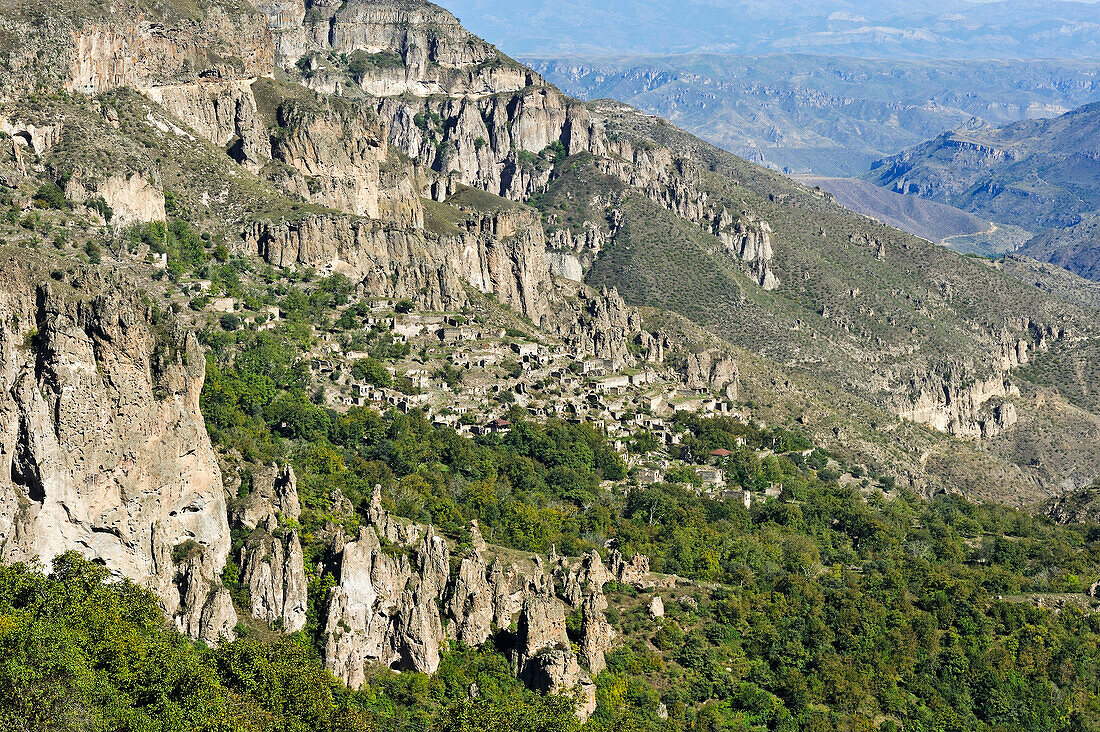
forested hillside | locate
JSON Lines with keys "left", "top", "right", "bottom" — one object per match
{"left": 7, "top": 402, "right": 1100, "bottom": 730}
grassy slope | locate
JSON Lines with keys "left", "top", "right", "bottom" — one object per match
{"left": 576, "top": 101, "right": 1100, "bottom": 498}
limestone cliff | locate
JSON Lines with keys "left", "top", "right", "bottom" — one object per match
{"left": 232, "top": 464, "right": 308, "bottom": 633}
{"left": 317, "top": 487, "right": 645, "bottom": 718}
{"left": 0, "top": 254, "right": 235, "bottom": 643}
{"left": 895, "top": 321, "right": 1066, "bottom": 439}
{"left": 239, "top": 204, "right": 552, "bottom": 320}
{"left": 550, "top": 284, "right": 659, "bottom": 369}
{"left": 0, "top": 0, "right": 274, "bottom": 100}
{"left": 1, "top": 0, "right": 711, "bottom": 355}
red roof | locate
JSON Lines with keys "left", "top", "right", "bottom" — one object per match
{"left": 491, "top": 418, "right": 511, "bottom": 427}
{"left": 710, "top": 448, "right": 732, "bottom": 457}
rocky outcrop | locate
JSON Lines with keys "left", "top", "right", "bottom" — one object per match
{"left": 898, "top": 371, "right": 1019, "bottom": 439}
{"left": 579, "top": 592, "right": 615, "bottom": 676}
{"left": 148, "top": 79, "right": 268, "bottom": 172}
{"left": 550, "top": 286, "right": 658, "bottom": 369}
{"left": 320, "top": 495, "right": 459, "bottom": 686}
{"left": 261, "top": 85, "right": 425, "bottom": 226}
{"left": 263, "top": 0, "right": 536, "bottom": 98}
{"left": 317, "top": 492, "right": 648, "bottom": 718}
{"left": 232, "top": 464, "right": 307, "bottom": 633}
{"left": 240, "top": 209, "right": 553, "bottom": 320}
{"left": 0, "top": 2, "right": 276, "bottom": 100}
{"left": 240, "top": 528, "right": 307, "bottom": 632}
{"left": 716, "top": 213, "right": 780, "bottom": 291}
{"left": 0, "top": 118, "right": 62, "bottom": 156}
{"left": 548, "top": 251, "right": 585, "bottom": 282}
{"left": 448, "top": 548, "right": 496, "bottom": 646}
{"left": 608, "top": 549, "right": 653, "bottom": 587}
{"left": 512, "top": 587, "right": 594, "bottom": 713}
{"left": 684, "top": 349, "right": 739, "bottom": 398}
{"left": 547, "top": 221, "right": 607, "bottom": 280}
{"left": 70, "top": 10, "right": 273, "bottom": 94}
{"left": 66, "top": 173, "right": 167, "bottom": 226}
{"left": 176, "top": 555, "right": 238, "bottom": 644}
{"left": 0, "top": 258, "right": 234, "bottom": 643}
{"left": 232, "top": 464, "right": 301, "bottom": 531}
{"left": 254, "top": 0, "right": 605, "bottom": 204}
{"left": 896, "top": 321, "right": 1065, "bottom": 439}
{"left": 322, "top": 525, "right": 410, "bottom": 686}
{"left": 375, "top": 90, "right": 600, "bottom": 203}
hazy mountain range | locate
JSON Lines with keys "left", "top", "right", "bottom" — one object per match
{"left": 528, "top": 55, "right": 1100, "bottom": 176}
{"left": 441, "top": 0, "right": 1100, "bottom": 58}
{"left": 862, "top": 102, "right": 1100, "bottom": 276}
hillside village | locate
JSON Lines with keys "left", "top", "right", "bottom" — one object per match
{"left": 212, "top": 284, "right": 780, "bottom": 501}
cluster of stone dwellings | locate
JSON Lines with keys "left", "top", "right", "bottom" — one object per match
{"left": 287, "top": 300, "right": 812, "bottom": 515}
{"left": 301, "top": 304, "right": 739, "bottom": 447}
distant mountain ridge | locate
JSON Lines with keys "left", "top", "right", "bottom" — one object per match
{"left": 528, "top": 54, "right": 1100, "bottom": 176}
{"left": 1019, "top": 215, "right": 1100, "bottom": 281}
{"left": 862, "top": 101, "right": 1100, "bottom": 278}
{"left": 440, "top": 0, "right": 1100, "bottom": 59}
{"left": 794, "top": 176, "right": 992, "bottom": 244}
{"left": 866, "top": 101, "right": 1100, "bottom": 231}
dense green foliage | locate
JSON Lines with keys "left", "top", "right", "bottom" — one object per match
{"left": 191, "top": 324, "right": 1100, "bottom": 730}
{"left": 0, "top": 553, "right": 580, "bottom": 732}
{"left": 202, "top": 327, "right": 630, "bottom": 553}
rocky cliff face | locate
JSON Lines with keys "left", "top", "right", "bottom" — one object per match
{"left": 239, "top": 204, "right": 553, "bottom": 320}
{"left": 0, "top": 1, "right": 274, "bottom": 100}
{"left": 315, "top": 487, "right": 649, "bottom": 718}
{"left": 267, "top": 94, "right": 423, "bottom": 225}
{"left": 231, "top": 464, "right": 308, "bottom": 633}
{"left": 897, "top": 372, "right": 1019, "bottom": 439}
{"left": 715, "top": 212, "right": 779, "bottom": 291}
{"left": 254, "top": 0, "right": 534, "bottom": 97}
{"left": 0, "top": 255, "right": 235, "bottom": 643}
{"left": 65, "top": 173, "right": 167, "bottom": 226}
{"left": 684, "top": 349, "right": 739, "bottom": 399}
{"left": 6, "top": 0, "right": 763, "bottom": 359}
{"left": 550, "top": 285, "right": 660, "bottom": 369}
{"left": 894, "top": 321, "right": 1066, "bottom": 439}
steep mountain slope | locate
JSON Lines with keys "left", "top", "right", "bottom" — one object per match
{"left": 438, "top": 0, "right": 1100, "bottom": 59}
{"left": 4, "top": 0, "right": 1100, "bottom": 711}
{"left": 999, "top": 254, "right": 1100, "bottom": 313}
{"left": 552, "top": 100, "right": 1095, "bottom": 440}
{"left": 866, "top": 103, "right": 1100, "bottom": 234}
{"left": 528, "top": 54, "right": 1100, "bottom": 176}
